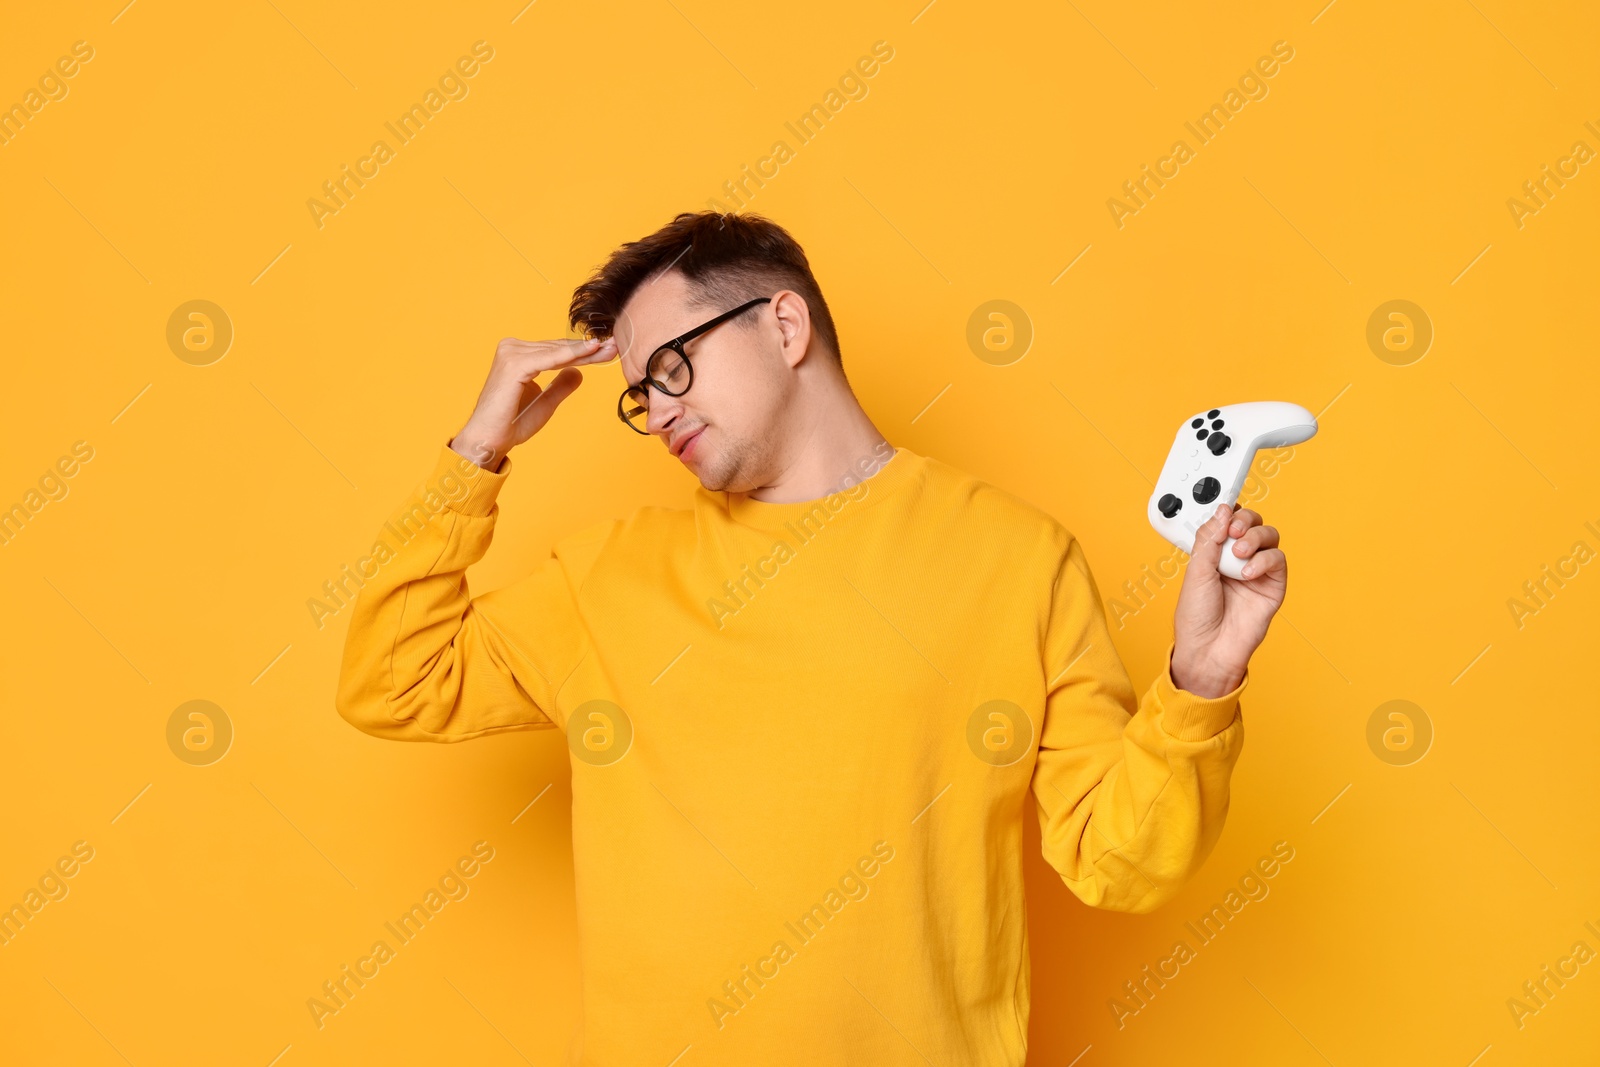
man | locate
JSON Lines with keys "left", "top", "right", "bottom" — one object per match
{"left": 336, "top": 210, "right": 1287, "bottom": 1064}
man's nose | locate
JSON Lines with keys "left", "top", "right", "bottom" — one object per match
{"left": 645, "top": 390, "right": 684, "bottom": 437}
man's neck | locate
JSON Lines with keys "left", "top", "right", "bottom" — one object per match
{"left": 742, "top": 392, "right": 893, "bottom": 504}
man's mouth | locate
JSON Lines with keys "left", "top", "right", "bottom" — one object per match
{"left": 672, "top": 426, "right": 705, "bottom": 459}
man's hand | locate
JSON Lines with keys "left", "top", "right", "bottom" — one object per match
{"left": 449, "top": 335, "right": 619, "bottom": 471}
{"left": 1169, "top": 503, "right": 1287, "bottom": 698}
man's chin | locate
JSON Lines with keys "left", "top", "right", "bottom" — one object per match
{"left": 692, "top": 457, "right": 738, "bottom": 494}
{"left": 694, "top": 465, "right": 727, "bottom": 492}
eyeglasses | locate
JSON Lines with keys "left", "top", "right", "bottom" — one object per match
{"left": 615, "top": 296, "right": 772, "bottom": 435}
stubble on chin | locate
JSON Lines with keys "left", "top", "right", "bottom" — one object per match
{"left": 699, "top": 432, "right": 758, "bottom": 494}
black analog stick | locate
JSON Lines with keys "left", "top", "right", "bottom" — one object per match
{"left": 1192, "top": 477, "right": 1221, "bottom": 505}
{"left": 1206, "top": 432, "right": 1231, "bottom": 456}
{"left": 1158, "top": 493, "right": 1182, "bottom": 518}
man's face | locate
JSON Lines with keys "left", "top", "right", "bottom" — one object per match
{"left": 612, "top": 270, "right": 787, "bottom": 492}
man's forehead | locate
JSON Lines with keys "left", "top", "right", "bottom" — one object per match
{"left": 616, "top": 273, "right": 697, "bottom": 379}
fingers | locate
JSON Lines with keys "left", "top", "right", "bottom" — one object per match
{"left": 1188, "top": 504, "right": 1291, "bottom": 583}
{"left": 576, "top": 336, "right": 620, "bottom": 365}
{"left": 1225, "top": 514, "right": 1285, "bottom": 581}
{"left": 1238, "top": 546, "right": 1285, "bottom": 580}
{"left": 1229, "top": 523, "right": 1281, "bottom": 558}
{"left": 496, "top": 336, "right": 618, "bottom": 376}
{"left": 1227, "top": 507, "right": 1264, "bottom": 538}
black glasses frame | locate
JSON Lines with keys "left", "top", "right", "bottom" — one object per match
{"left": 615, "top": 296, "right": 772, "bottom": 434}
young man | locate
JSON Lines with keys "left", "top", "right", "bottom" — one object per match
{"left": 336, "top": 211, "right": 1288, "bottom": 1064}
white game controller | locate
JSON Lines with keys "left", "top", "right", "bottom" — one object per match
{"left": 1147, "top": 401, "right": 1318, "bottom": 579}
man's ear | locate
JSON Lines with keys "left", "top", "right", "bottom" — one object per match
{"left": 770, "top": 289, "right": 813, "bottom": 369}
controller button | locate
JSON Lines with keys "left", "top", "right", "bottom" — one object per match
{"left": 1207, "top": 432, "right": 1231, "bottom": 456}
{"left": 1191, "top": 417, "right": 1204, "bottom": 429}
{"left": 1211, "top": 419, "right": 1224, "bottom": 430}
{"left": 1207, "top": 408, "right": 1220, "bottom": 418}
{"left": 1195, "top": 429, "right": 1208, "bottom": 441}
{"left": 1193, "top": 476, "right": 1221, "bottom": 504}
{"left": 1158, "top": 493, "right": 1182, "bottom": 518}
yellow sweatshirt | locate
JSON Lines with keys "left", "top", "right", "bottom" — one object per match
{"left": 336, "top": 440, "right": 1248, "bottom": 1065}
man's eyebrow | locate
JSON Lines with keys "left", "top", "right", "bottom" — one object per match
{"left": 622, "top": 310, "right": 699, "bottom": 389}
{"left": 621, "top": 350, "right": 648, "bottom": 391}
{"left": 622, "top": 332, "right": 671, "bottom": 390}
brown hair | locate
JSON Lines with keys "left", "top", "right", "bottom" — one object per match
{"left": 568, "top": 210, "right": 843, "bottom": 367}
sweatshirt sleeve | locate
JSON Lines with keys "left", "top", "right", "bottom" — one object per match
{"left": 1030, "top": 533, "right": 1247, "bottom": 914}
{"left": 334, "top": 442, "right": 599, "bottom": 743}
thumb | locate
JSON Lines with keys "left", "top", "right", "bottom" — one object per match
{"left": 518, "top": 367, "right": 584, "bottom": 437}
{"left": 540, "top": 366, "right": 584, "bottom": 412}
{"left": 1187, "top": 502, "right": 1232, "bottom": 579}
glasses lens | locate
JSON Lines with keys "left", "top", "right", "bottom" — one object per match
{"left": 621, "top": 387, "right": 650, "bottom": 432}
{"left": 650, "top": 346, "right": 691, "bottom": 395}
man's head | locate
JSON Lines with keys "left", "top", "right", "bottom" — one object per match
{"left": 568, "top": 211, "right": 846, "bottom": 492}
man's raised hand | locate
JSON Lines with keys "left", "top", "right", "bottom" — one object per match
{"left": 449, "top": 336, "right": 618, "bottom": 471}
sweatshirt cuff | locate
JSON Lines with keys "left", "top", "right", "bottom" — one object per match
{"left": 1154, "top": 639, "right": 1247, "bottom": 741}
{"left": 431, "top": 441, "right": 512, "bottom": 517}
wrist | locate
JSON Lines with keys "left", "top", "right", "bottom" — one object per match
{"left": 1169, "top": 648, "right": 1244, "bottom": 698}
{"left": 449, "top": 431, "right": 505, "bottom": 472}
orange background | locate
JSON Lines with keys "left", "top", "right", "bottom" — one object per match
{"left": 2, "top": 1, "right": 1597, "bottom": 1063}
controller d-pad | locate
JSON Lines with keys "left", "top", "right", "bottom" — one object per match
{"left": 1192, "top": 476, "right": 1221, "bottom": 504}
{"left": 1157, "top": 493, "right": 1182, "bottom": 518}
{"left": 1206, "top": 431, "right": 1231, "bottom": 456}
